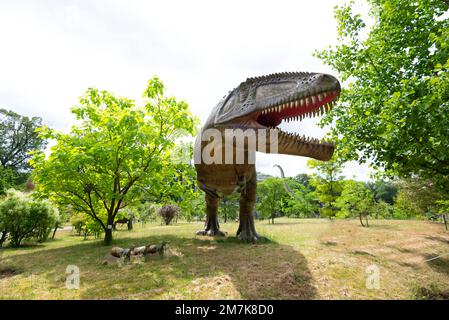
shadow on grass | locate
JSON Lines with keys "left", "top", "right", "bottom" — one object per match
{"left": 0, "top": 232, "right": 316, "bottom": 300}
{"left": 424, "top": 255, "right": 449, "bottom": 276}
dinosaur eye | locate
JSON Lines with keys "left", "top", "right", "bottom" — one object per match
{"left": 221, "top": 93, "right": 237, "bottom": 113}
{"left": 255, "top": 82, "right": 296, "bottom": 99}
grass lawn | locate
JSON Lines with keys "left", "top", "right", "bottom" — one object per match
{"left": 0, "top": 218, "right": 448, "bottom": 299}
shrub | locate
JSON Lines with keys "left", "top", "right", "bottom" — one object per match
{"left": 70, "top": 212, "right": 104, "bottom": 239}
{"left": 0, "top": 189, "right": 59, "bottom": 247}
{"left": 371, "top": 201, "right": 394, "bottom": 219}
{"left": 158, "top": 205, "right": 180, "bottom": 225}
{"left": 135, "top": 202, "right": 160, "bottom": 225}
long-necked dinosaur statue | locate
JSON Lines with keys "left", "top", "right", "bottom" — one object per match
{"left": 194, "top": 72, "right": 341, "bottom": 242}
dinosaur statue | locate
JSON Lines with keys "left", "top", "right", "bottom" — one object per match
{"left": 194, "top": 72, "right": 341, "bottom": 242}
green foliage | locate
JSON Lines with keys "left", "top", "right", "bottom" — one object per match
{"left": 70, "top": 212, "right": 104, "bottom": 239}
{"left": 257, "top": 177, "right": 287, "bottom": 222}
{"left": 393, "top": 179, "right": 445, "bottom": 219}
{"left": 316, "top": 0, "right": 449, "bottom": 188}
{"left": 0, "top": 189, "right": 59, "bottom": 247}
{"left": 220, "top": 192, "right": 239, "bottom": 222}
{"left": 0, "top": 109, "right": 47, "bottom": 172}
{"left": 179, "top": 189, "right": 205, "bottom": 222}
{"left": 292, "top": 173, "right": 312, "bottom": 190}
{"left": 281, "top": 179, "right": 317, "bottom": 218}
{"left": 336, "top": 180, "right": 374, "bottom": 219}
{"left": 370, "top": 200, "right": 395, "bottom": 219}
{"left": 0, "top": 166, "right": 21, "bottom": 195}
{"left": 436, "top": 200, "right": 449, "bottom": 215}
{"left": 366, "top": 180, "right": 398, "bottom": 205}
{"left": 133, "top": 202, "right": 160, "bottom": 224}
{"left": 31, "top": 76, "right": 198, "bottom": 244}
{"left": 308, "top": 159, "right": 344, "bottom": 218}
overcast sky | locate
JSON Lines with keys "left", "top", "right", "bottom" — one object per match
{"left": 0, "top": 0, "right": 372, "bottom": 180}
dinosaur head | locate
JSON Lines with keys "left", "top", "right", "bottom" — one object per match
{"left": 205, "top": 72, "right": 341, "bottom": 161}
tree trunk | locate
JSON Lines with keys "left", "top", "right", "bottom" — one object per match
{"left": 127, "top": 219, "right": 133, "bottom": 230}
{"left": 271, "top": 214, "right": 274, "bottom": 225}
{"left": 51, "top": 226, "right": 58, "bottom": 239}
{"left": 104, "top": 228, "right": 113, "bottom": 245}
{"left": 0, "top": 231, "right": 6, "bottom": 247}
{"left": 443, "top": 214, "right": 448, "bottom": 231}
{"left": 359, "top": 213, "right": 365, "bottom": 227}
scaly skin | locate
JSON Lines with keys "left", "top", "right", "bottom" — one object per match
{"left": 195, "top": 72, "right": 341, "bottom": 242}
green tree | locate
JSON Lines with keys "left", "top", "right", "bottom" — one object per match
{"left": 316, "top": 0, "right": 449, "bottom": 188}
{"left": 394, "top": 178, "right": 445, "bottom": 219}
{"left": 31, "top": 77, "right": 197, "bottom": 244}
{"left": 134, "top": 202, "right": 160, "bottom": 225}
{"left": 0, "top": 109, "right": 47, "bottom": 193}
{"left": 257, "top": 177, "right": 287, "bottom": 224}
{"left": 292, "top": 173, "right": 312, "bottom": 190}
{"left": 0, "top": 166, "right": 20, "bottom": 195}
{"left": 366, "top": 180, "right": 398, "bottom": 205}
{"left": 336, "top": 180, "right": 374, "bottom": 227}
{"left": 220, "top": 192, "right": 239, "bottom": 223}
{"left": 371, "top": 200, "right": 394, "bottom": 219}
{"left": 308, "top": 159, "right": 344, "bottom": 218}
{"left": 281, "top": 179, "right": 317, "bottom": 218}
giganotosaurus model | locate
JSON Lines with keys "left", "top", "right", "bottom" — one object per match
{"left": 195, "top": 72, "right": 341, "bottom": 242}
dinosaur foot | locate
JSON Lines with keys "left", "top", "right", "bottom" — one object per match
{"left": 196, "top": 229, "right": 227, "bottom": 237}
{"left": 236, "top": 215, "right": 259, "bottom": 243}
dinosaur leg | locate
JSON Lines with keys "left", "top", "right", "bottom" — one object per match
{"left": 236, "top": 170, "right": 259, "bottom": 242}
{"left": 196, "top": 193, "right": 226, "bottom": 237}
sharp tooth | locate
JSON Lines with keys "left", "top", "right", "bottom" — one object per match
{"left": 318, "top": 94, "right": 323, "bottom": 102}
{"left": 295, "top": 100, "right": 299, "bottom": 108}
{"left": 300, "top": 99, "right": 305, "bottom": 107}
{"left": 305, "top": 97, "right": 310, "bottom": 106}
{"left": 323, "top": 92, "right": 328, "bottom": 98}
{"left": 311, "top": 96, "right": 316, "bottom": 104}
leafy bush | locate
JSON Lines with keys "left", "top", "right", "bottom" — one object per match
{"left": 70, "top": 212, "right": 104, "bottom": 239}
{"left": 371, "top": 201, "right": 394, "bottom": 219}
{"left": 0, "top": 189, "right": 59, "bottom": 247}
{"left": 140, "top": 203, "right": 160, "bottom": 223}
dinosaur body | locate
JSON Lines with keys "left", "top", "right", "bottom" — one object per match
{"left": 195, "top": 72, "right": 341, "bottom": 242}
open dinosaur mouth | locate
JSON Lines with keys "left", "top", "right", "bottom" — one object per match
{"left": 255, "top": 90, "right": 340, "bottom": 147}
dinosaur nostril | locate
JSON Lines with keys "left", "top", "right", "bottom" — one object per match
{"left": 314, "top": 74, "right": 341, "bottom": 90}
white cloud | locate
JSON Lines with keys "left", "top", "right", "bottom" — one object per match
{"left": 0, "top": 0, "right": 372, "bottom": 180}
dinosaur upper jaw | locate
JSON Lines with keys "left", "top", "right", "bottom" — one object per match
{"left": 229, "top": 89, "right": 340, "bottom": 161}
